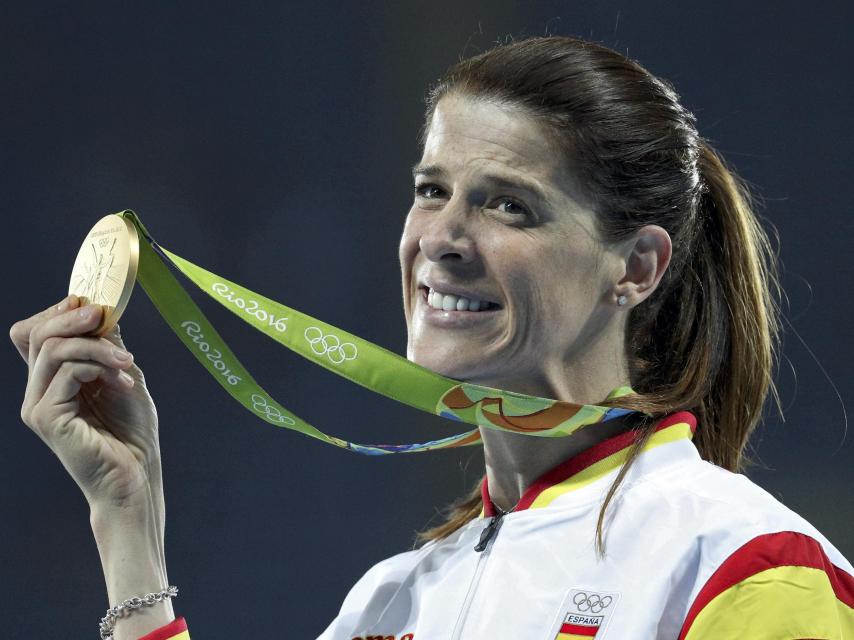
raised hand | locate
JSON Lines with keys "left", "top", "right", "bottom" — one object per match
{"left": 11, "top": 294, "right": 163, "bottom": 510}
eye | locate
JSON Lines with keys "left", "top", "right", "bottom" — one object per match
{"left": 494, "top": 198, "right": 530, "bottom": 216}
{"left": 413, "top": 183, "right": 446, "bottom": 199}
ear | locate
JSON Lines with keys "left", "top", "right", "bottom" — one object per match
{"left": 615, "top": 225, "right": 672, "bottom": 307}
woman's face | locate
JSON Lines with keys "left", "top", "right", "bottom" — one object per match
{"left": 399, "top": 94, "right": 625, "bottom": 394}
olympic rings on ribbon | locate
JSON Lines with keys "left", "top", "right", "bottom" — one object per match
{"left": 572, "top": 591, "right": 613, "bottom": 614}
{"left": 251, "top": 393, "right": 296, "bottom": 426}
{"left": 304, "top": 326, "right": 358, "bottom": 365}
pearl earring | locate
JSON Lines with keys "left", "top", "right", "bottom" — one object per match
{"left": 617, "top": 295, "right": 627, "bottom": 306}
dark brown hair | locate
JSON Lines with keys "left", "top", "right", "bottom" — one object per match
{"left": 414, "top": 36, "right": 782, "bottom": 556}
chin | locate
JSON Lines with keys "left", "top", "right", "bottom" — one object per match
{"left": 407, "top": 346, "right": 490, "bottom": 382}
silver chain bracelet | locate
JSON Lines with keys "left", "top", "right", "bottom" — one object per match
{"left": 99, "top": 585, "right": 178, "bottom": 639}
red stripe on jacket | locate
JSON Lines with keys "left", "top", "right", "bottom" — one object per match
{"left": 137, "top": 616, "right": 188, "bottom": 640}
{"left": 677, "top": 531, "right": 854, "bottom": 639}
{"left": 482, "top": 411, "right": 697, "bottom": 516}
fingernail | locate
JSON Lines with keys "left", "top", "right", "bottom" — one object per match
{"left": 113, "top": 348, "right": 131, "bottom": 361}
{"left": 56, "top": 296, "right": 70, "bottom": 312}
{"left": 119, "top": 371, "right": 134, "bottom": 385}
{"left": 78, "top": 305, "right": 94, "bottom": 319}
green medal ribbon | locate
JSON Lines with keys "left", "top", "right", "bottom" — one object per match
{"left": 117, "top": 210, "right": 640, "bottom": 455}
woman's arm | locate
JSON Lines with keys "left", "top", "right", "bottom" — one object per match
{"left": 9, "top": 295, "right": 186, "bottom": 638}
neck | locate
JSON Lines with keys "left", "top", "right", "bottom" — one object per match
{"left": 481, "top": 413, "right": 635, "bottom": 512}
{"left": 476, "top": 369, "right": 633, "bottom": 513}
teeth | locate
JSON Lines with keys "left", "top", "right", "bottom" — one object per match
{"left": 426, "top": 288, "right": 492, "bottom": 312}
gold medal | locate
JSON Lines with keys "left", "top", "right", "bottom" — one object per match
{"left": 68, "top": 214, "right": 139, "bottom": 336}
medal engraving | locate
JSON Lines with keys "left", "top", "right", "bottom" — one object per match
{"left": 68, "top": 214, "right": 139, "bottom": 336}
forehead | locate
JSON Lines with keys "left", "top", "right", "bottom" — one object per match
{"left": 422, "top": 94, "right": 559, "bottom": 176}
{"left": 419, "top": 94, "right": 582, "bottom": 201}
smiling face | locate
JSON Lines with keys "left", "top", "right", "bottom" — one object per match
{"left": 399, "top": 94, "right": 631, "bottom": 398}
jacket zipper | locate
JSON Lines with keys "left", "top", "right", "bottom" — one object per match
{"left": 450, "top": 512, "right": 507, "bottom": 639}
{"left": 473, "top": 514, "right": 503, "bottom": 552}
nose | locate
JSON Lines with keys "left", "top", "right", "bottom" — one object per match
{"left": 418, "top": 196, "right": 476, "bottom": 265}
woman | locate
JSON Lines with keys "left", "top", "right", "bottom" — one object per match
{"left": 10, "top": 36, "right": 852, "bottom": 639}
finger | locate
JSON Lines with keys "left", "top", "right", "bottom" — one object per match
{"left": 27, "top": 303, "right": 105, "bottom": 373}
{"left": 48, "top": 361, "right": 134, "bottom": 405}
{"left": 100, "top": 321, "right": 128, "bottom": 351}
{"left": 42, "top": 361, "right": 132, "bottom": 413}
{"left": 99, "top": 323, "right": 147, "bottom": 385}
{"left": 9, "top": 294, "right": 80, "bottom": 362}
{"left": 25, "top": 361, "right": 132, "bottom": 438}
{"left": 25, "top": 335, "right": 134, "bottom": 411}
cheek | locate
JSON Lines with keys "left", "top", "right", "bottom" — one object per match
{"left": 521, "top": 240, "right": 602, "bottom": 323}
{"left": 398, "top": 210, "right": 420, "bottom": 264}
{"left": 398, "top": 212, "right": 421, "bottom": 325}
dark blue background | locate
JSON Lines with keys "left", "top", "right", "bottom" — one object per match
{"left": 2, "top": 1, "right": 851, "bottom": 637}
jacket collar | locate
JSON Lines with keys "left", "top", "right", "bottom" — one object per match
{"left": 481, "top": 411, "right": 698, "bottom": 517}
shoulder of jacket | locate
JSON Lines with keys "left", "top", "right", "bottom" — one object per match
{"left": 355, "top": 545, "right": 428, "bottom": 582}
{"left": 635, "top": 461, "right": 854, "bottom": 638}
{"left": 675, "top": 526, "right": 854, "bottom": 639}
{"left": 629, "top": 455, "right": 815, "bottom": 533}
{"left": 346, "top": 523, "right": 474, "bottom": 587}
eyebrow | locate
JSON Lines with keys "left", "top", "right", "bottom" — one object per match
{"left": 412, "top": 163, "right": 550, "bottom": 205}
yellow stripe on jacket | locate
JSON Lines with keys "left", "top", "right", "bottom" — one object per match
{"left": 679, "top": 531, "right": 854, "bottom": 639}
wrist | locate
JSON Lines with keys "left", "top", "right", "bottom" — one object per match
{"left": 90, "top": 500, "right": 175, "bottom": 638}
{"left": 87, "top": 471, "right": 165, "bottom": 522}
{"left": 100, "top": 586, "right": 178, "bottom": 640}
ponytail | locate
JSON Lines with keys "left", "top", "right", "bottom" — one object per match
{"left": 685, "top": 142, "right": 782, "bottom": 470}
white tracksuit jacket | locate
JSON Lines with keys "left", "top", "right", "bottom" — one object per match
{"left": 318, "top": 411, "right": 854, "bottom": 640}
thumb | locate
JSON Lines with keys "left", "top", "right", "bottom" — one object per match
{"left": 102, "top": 321, "right": 127, "bottom": 350}
{"left": 101, "top": 322, "right": 145, "bottom": 383}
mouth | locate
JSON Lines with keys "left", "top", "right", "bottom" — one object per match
{"left": 418, "top": 285, "right": 502, "bottom": 313}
